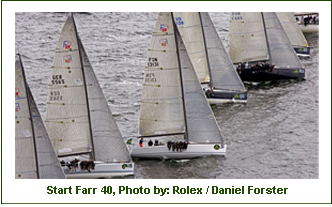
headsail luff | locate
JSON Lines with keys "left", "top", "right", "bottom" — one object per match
{"left": 263, "top": 12, "right": 304, "bottom": 69}
{"left": 139, "top": 12, "right": 186, "bottom": 138}
{"left": 45, "top": 14, "right": 92, "bottom": 157}
{"left": 229, "top": 12, "right": 269, "bottom": 63}
{"left": 79, "top": 37, "right": 131, "bottom": 163}
{"left": 276, "top": 12, "right": 309, "bottom": 48}
{"left": 199, "top": 12, "right": 246, "bottom": 92}
{"left": 174, "top": 16, "right": 224, "bottom": 145}
{"left": 16, "top": 54, "right": 65, "bottom": 179}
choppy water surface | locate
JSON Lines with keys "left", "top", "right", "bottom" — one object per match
{"left": 15, "top": 12, "right": 318, "bottom": 179}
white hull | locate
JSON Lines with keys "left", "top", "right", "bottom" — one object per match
{"left": 63, "top": 162, "right": 134, "bottom": 179}
{"left": 299, "top": 25, "right": 319, "bottom": 33}
{"left": 296, "top": 53, "right": 310, "bottom": 58}
{"left": 207, "top": 98, "right": 247, "bottom": 104}
{"left": 131, "top": 144, "right": 226, "bottom": 159}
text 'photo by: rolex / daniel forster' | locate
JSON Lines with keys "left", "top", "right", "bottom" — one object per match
{"left": 15, "top": 12, "right": 318, "bottom": 179}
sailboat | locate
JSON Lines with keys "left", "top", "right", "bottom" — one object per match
{"left": 294, "top": 12, "right": 319, "bottom": 33}
{"left": 174, "top": 12, "right": 247, "bottom": 104}
{"left": 45, "top": 13, "right": 134, "bottom": 178}
{"left": 131, "top": 12, "right": 226, "bottom": 160}
{"left": 229, "top": 12, "right": 305, "bottom": 82}
{"left": 15, "top": 53, "right": 65, "bottom": 179}
{"left": 276, "top": 12, "right": 310, "bottom": 57}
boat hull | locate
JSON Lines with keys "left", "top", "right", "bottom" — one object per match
{"left": 237, "top": 67, "right": 305, "bottom": 82}
{"left": 294, "top": 46, "right": 310, "bottom": 57}
{"left": 63, "top": 162, "right": 134, "bottom": 179}
{"left": 299, "top": 25, "right": 319, "bottom": 33}
{"left": 131, "top": 144, "right": 226, "bottom": 159}
{"left": 205, "top": 90, "right": 247, "bottom": 104}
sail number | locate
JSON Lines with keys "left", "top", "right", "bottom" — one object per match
{"left": 231, "top": 12, "right": 243, "bottom": 20}
{"left": 147, "top": 57, "right": 159, "bottom": 67}
{"left": 51, "top": 75, "right": 65, "bottom": 85}
{"left": 49, "top": 91, "right": 63, "bottom": 101}
{"left": 145, "top": 73, "right": 157, "bottom": 83}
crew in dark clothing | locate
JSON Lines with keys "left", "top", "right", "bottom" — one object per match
{"left": 148, "top": 139, "right": 153, "bottom": 147}
{"left": 184, "top": 142, "right": 188, "bottom": 150}
{"left": 172, "top": 142, "right": 176, "bottom": 151}
{"left": 154, "top": 139, "right": 159, "bottom": 146}
{"left": 167, "top": 141, "right": 172, "bottom": 150}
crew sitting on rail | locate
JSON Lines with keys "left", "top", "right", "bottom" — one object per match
{"left": 154, "top": 139, "right": 159, "bottom": 146}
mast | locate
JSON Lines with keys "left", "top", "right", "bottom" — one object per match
{"left": 261, "top": 12, "right": 271, "bottom": 61}
{"left": 71, "top": 13, "right": 95, "bottom": 160}
{"left": 18, "top": 54, "right": 40, "bottom": 179}
{"left": 198, "top": 12, "right": 213, "bottom": 87}
{"left": 171, "top": 12, "right": 188, "bottom": 142}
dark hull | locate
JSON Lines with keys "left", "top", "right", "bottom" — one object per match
{"left": 206, "top": 90, "right": 247, "bottom": 103}
{"left": 294, "top": 46, "right": 310, "bottom": 57}
{"left": 238, "top": 67, "right": 305, "bottom": 82}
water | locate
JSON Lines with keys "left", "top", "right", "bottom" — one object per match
{"left": 15, "top": 12, "right": 318, "bottom": 179}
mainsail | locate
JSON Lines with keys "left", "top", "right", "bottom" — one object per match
{"left": 263, "top": 12, "right": 303, "bottom": 69}
{"left": 45, "top": 14, "right": 92, "bottom": 157}
{"left": 46, "top": 13, "right": 130, "bottom": 163}
{"left": 139, "top": 12, "right": 186, "bottom": 138}
{"left": 139, "top": 12, "right": 224, "bottom": 145}
{"left": 15, "top": 54, "right": 65, "bottom": 179}
{"left": 229, "top": 12, "right": 269, "bottom": 63}
{"left": 276, "top": 12, "right": 309, "bottom": 49}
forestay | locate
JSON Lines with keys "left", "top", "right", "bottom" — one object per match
{"left": 263, "top": 12, "right": 303, "bottom": 69}
{"left": 15, "top": 55, "right": 65, "bottom": 179}
{"left": 276, "top": 12, "right": 308, "bottom": 48}
{"left": 175, "top": 19, "right": 224, "bottom": 145}
{"left": 139, "top": 12, "right": 186, "bottom": 137}
{"left": 173, "top": 12, "right": 210, "bottom": 83}
{"left": 200, "top": 12, "right": 245, "bottom": 92}
{"left": 79, "top": 37, "right": 130, "bottom": 163}
{"left": 45, "top": 14, "right": 92, "bottom": 157}
{"left": 229, "top": 12, "right": 269, "bottom": 63}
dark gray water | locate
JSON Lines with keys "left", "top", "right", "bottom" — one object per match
{"left": 15, "top": 12, "right": 318, "bottom": 179}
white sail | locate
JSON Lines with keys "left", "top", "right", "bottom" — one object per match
{"left": 139, "top": 12, "right": 186, "bottom": 137}
{"left": 263, "top": 12, "right": 303, "bottom": 69}
{"left": 15, "top": 55, "right": 38, "bottom": 179}
{"left": 173, "top": 12, "right": 210, "bottom": 83}
{"left": 229, "top": 12, "right": 269, "bottom": 63}
{"left": 276, "top": 12, "right": 308, "bottom": 48}
{"left": 16, "top": 55, "right": 65, "bottom": 179}
{"left": 79, "top": 37, "right": 130, "bottom": 163}
{"left": 45, "top": 14, "right": 92, "bottom": 157}
{"left": 175, "top": 19, "right": 224, "bottom": 144}
{"left": 200, "top": 12, "right": 246, "bottom": 92}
